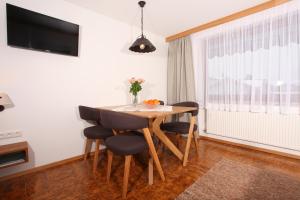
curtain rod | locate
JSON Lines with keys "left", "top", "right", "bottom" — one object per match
{"left": 165, "top": 0, "right": 290, "bottom": 42}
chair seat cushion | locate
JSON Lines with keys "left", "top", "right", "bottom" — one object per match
{"left": 105, "top": 134, "right": 148, "bottom": 156}
{"left": 84, "top": 125, "right": 113, "bottom": 139}
{"left": 160, "top": 122, "right": 197, "bottom": 134}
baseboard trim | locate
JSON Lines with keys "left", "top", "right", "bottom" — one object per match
{"left": 199, "top": 136, "right": 300, "bottom": 160}
{"left": 0, "top": 152, "right": 96, "bottom": 182}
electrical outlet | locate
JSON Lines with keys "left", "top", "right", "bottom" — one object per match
{"left": 0, "top": 131, "right": 22, "bottom": 139}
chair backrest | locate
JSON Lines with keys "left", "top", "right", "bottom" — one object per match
{"left": 100, "top": 109, "right": 148, "bottom": 130}
{"left": 159, "top": 100, "right": 165, "bottom": 105}
{"left": 78, "top": 105, "right": 100, "bottom": 124}
{"left": 172, "top": 101, "right": 199, "bottom": 116}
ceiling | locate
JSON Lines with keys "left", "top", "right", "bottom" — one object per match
{"left": 65, "top": 0, "right": 268, "bottom": 37}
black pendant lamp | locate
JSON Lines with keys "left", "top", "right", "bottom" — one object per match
{"left": 129, "top": 1, "right": 156, "bottom": 53}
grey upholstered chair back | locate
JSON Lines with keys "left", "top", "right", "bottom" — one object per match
{"left": 100, "top": 109, "right": 148, "bottom": 130}
{"left": 78, "top": 105, "right": 100, "bottom": 124}
{"left": 172, "top": 101, "right": 199, "bottom": 116}
{"left": 159, "top": 100, "right": 165, "bottom": 105}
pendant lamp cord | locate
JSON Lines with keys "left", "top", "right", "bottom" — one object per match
{"left": 141, "top": 6, "right": 144, "bottom": 36}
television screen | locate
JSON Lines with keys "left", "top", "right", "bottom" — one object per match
{"left": 6, "top": 4, "right": 79, "bottom": 57}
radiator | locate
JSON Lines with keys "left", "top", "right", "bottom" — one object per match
{"left": 206, "top": 110, "right": 300, "bottom": 152}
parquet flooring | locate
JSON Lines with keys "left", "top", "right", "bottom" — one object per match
{"left": 1, "top": 138, "right": 300, "bottom": 200}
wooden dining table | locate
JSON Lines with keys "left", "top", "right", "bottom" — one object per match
{"left": 99, "top": 105, "right": 197, "bottom": 185}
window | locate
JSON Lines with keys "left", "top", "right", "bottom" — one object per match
{"left": 193, "top": 5, "right": 300, "bottom": 114}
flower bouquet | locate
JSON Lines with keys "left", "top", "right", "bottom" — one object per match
{"left": 129, "top": 77, "right": 144, "bottom": 105}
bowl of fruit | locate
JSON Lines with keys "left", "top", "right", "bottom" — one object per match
{"left": 143, "top": 99, "right": 160, "bottom": 109}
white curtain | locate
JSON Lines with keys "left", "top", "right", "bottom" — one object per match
{"left": 192, "top": 0, "right": 300, "bottom": 114}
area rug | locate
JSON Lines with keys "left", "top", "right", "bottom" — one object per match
{"left": 176, "top": 159, "right": 300, "bottom": 200}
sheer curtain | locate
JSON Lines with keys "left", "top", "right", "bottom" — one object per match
{"left": 192, "top": 0, "right": 300, "bottom": 114}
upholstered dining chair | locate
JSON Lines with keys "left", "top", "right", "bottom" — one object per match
{"left": 160, "top": 101, "right": 199, "bottom": 166}
{"left": 78, "top": 106, "right": 114, "bottom": 173}
{"left": 100, "top": 109, "right": 156, "bottom": 199}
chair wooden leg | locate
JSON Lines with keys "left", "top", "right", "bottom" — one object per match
{"left": 93, "top": 139, "right": 101, "bottom": 174}
{"left": 122, "top": 155, "right": 132, "bottom": 199}
{"left": 84, "top": 139, "right": 93, "bottom": 160}
{"left": 183, "top": 116, "right": 196, "bottom": 167}
{"left": 112, "top": 129, "right": 118, "bottom": 135}
{"left": 183, "top": 131, "right": 193, "bottom": 167}
{"left": 107, "top": 150, "right": 113, "bottom": 182}
{"left": 193, "top": 132, "right": 200, "bottom": 156}
{"left": 148, "top": 151, "right": 153, "bottom": 185}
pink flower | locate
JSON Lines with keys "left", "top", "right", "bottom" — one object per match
{"left": 129, "top": 77, "right": 136, "bottom": 84}
{"left": 137, "top": 78, "right": 145, "bottom": 83}
{"left": 129, "top": 77, "right": 144, "bottom": 84}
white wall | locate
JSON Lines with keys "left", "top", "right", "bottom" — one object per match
{"left": 0, "top": 0, "right": 167, "bottom": 177}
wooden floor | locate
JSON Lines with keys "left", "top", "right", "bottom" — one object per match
{"left": 1, "top": 138, "right": 300, "bottom": 200}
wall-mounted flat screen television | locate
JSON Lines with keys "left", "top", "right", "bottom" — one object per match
{"left": 6, "top": 4, "right": 79, "bottom": 57}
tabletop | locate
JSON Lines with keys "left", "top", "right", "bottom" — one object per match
{"left": 99, "top": 105, "right": 197, "bottom": 119}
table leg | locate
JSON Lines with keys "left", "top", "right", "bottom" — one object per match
{"left": 152, "top": 116, "right": 184, "bottom": 161}
{"left": 148, "top": 150, "right": 153, "bottom": 185}
{"left": 143, "top": 128, "right": 165, "bottom": 181}
{"left": 148, "top": 119, "right": 154, "bottom": 135}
